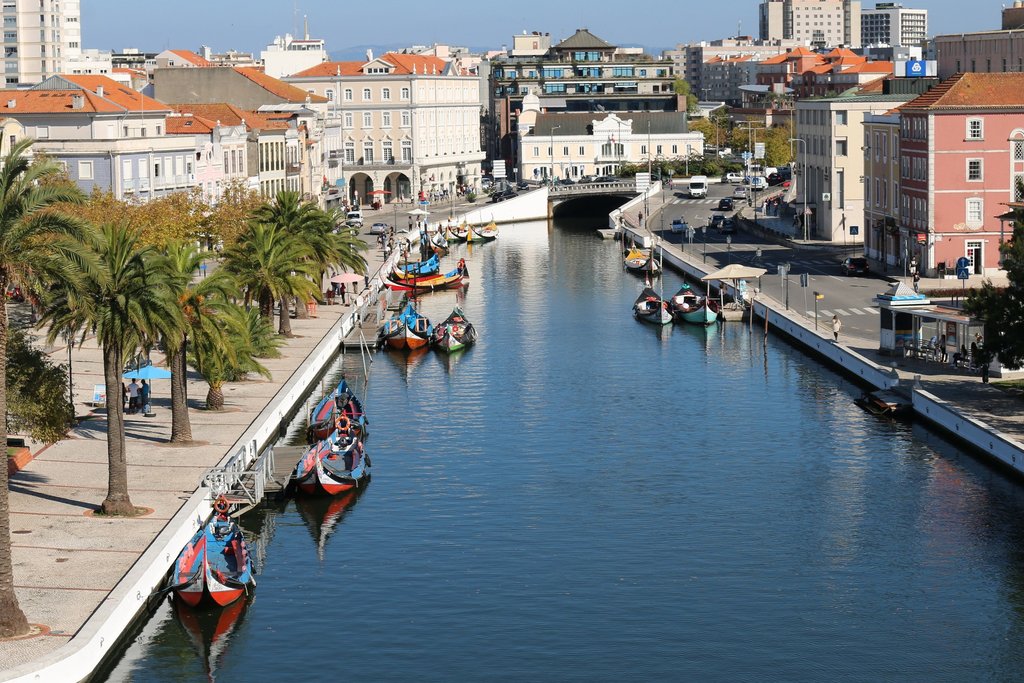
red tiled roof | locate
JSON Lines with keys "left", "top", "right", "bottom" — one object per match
{"left": 841, "top": 61, "right": 894, "bottom": 74}
{"left": 165, "top": 113, "right": 217, "bottom": 134}
{"left": 232, "top": 67, "right": 328, "bottom": 103}
{"left": 171, "top": 102, "right": 249, "bottom": 127}
{"left": 901, "top": 72, "right": 1024, "bottom": 110}
{"left": 170, "top": 50, "right": 212, "bottom": 67}
{"left": 290, "top": 53, "right": 449, "bottom": 78}
{"left": 291, "top": 61, "right": 365, "bottom": 78}
{"left": 0, "top": 90, "right": 121, "bottom": 114}
{"left": 60, "top": 74, "right": 169, "bottom": 111}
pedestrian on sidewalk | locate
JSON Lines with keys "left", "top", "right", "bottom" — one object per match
{"left": 339, "top": 282, "right": 347, "bottom": 305}
{"left": 913, "top": 270, "right": 921, "bottom": 293}
{"left": 939, "top": 333, "right": 948, "bottom": 362}
{"left": 140, "top": 380, "right": 150, "bottom": 414}
{"left": 127, "top": 379, "right": 139, "bottom": 414}
{"left": 831, "top": 315, "right": 842, "bottom": 342}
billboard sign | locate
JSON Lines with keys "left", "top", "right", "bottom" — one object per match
{"left": 905, "top": 60, "right": 926, "bottom": 78}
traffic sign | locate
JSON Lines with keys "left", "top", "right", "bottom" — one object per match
{"left": 754, "top": 142, "right": 766, "bottom": 160}
{"left": 821, "top": 192, "right": 831, "bottom": 202}
{"left": 741, "top": 151, "right": 753, "bottom": 161}
{"left": 956, "top": 256, "right": 971, "bottom": 280}
{"left": 800, "top": 273, "right": 809, "bottom": 287}
{"left": 635, "top": 172, "right": 651, "bottom": 192}
{"left": 849, "top": 225, "right": 859, "bottom": 236}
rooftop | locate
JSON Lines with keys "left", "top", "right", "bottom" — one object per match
{"left": 528, "top": 111, "right": 688, "bottom": 137}
{"left": 900, "top": 72, "right": 1024, "bottom": 110}
{"left": 232, "top": 67, "right": 329, "bottom": 103}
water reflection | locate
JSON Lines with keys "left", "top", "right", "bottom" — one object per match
{"left": 293, "top": 484, "right": 370, "bottom": 562}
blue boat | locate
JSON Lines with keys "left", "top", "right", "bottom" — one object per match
{"left": 378, "top": 302, "right": 433, "bottom": 350}
{"left": 394, "top": 253, "right": 440, "bottom": 278}
{"left": 306, "top": 379, "right": 368, "bottom": 443}
{"left": 169, "top": 501, "right": 255, "bottom": 608}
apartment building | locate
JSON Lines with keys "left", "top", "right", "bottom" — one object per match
{"left": 0, "top": 0, "right": 81, "bottom": 85}
{"left": 286, "top": 52, "right": 485, "bottom": 205}
{"left": 165, "top": 110, "right": 249, "bottom": 203}
{"left": 861, "top": 3, "right": 928, "bottom": 47}
{"left": 896, "top": 72, "right": 1024, "bottom": 276}
{"left": 662, "top": 37, "right": 806, "bottom": 96}
{"left": 862, "top": 112, "right": 902, "bottom": 267}
{"left": 760, "top": 0, "right": 863, "bottom": 48}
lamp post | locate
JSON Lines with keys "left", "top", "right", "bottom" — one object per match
{"left": 550, "top": 124, "right": 560, "bottom": 186}
{"left": 685, "top": 144, "right": 691, "bottom": 177}
{"left": 702, "top": 224, "right": 707, "bottom": 263}
{"left": 790, "top": 137, "right": 808, "bottom": 241}
{"left": 738, "top": 122, "right": 764, "bottom": 182}
{"left": 644, "top": 120, "right": 652, "bottom": 232}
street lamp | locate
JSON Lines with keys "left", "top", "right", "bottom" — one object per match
{"left": 789, "top": 137, "right": 808, "bottom": 241}
{"left": 550, "top": 124, "right": 561, "bottom": 186}
{"left": 702, "top": 224, "right": 707, "bottom": 263}
{"left": 726, "top": 235, "right": 732, "bottom": 264}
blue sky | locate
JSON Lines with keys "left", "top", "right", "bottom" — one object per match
{"left": 83, "top": 1, "right": 993, "bottom": 55}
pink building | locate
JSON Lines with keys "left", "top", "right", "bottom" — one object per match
{"left": 898, "top": 73, "right": 1024, "bottom": 277}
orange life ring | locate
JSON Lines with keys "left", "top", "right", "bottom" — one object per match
{"left": 213, "top": 497, "right": 229, "bottom": 515}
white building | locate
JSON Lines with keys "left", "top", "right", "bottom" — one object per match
{"left": 518, "top": 101, "right": 703, "bottom": 182}
{"left": 260, "top": 25, "right": 328, "bottom": 79}
{"left": 62, "top": 48, "right": 113, "bottom": 76}
{"left": 760, "top": 0, "right": 863, "bottom": 48}
{"left": 861, "top": 3, "right": 928, "bottom": 47}
{"left": 1, "top": 0, "right": 81, "bottom": 85}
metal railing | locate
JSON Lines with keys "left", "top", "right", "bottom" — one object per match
{"left": 202, "top": 442, "right": 275, "bottom": 510}
{"left": 548, "top": 180, "right": 637, "bottom": 194}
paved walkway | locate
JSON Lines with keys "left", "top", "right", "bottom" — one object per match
{"left": 0, "top": 245, "right": 391, "bottom": 675}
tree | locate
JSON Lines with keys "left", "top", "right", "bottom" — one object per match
{"left": 159, "top": 241, "right": 235, "bottom": 443}
{"left": 43, "top": 223, "right": 182, "bottom": 517}
{"left": 763, "top": 125, "right": 794, "bottom": 167}
{"left": 0, "top": 138, "right": 86, "bottom": 637}
{"left": 201, "top": 180, "right": 264, "bottom": 248}
{"left": 672, "top": 78, "right": 699, "bottom": 114}
{"left": 72, "top": 188, "right": 206, "bottom": 248}
{"left": 224, "top": 195, "right": 322, "bottom": 336}
{"left": 6, "top": 329, "right": 74, "bottom": 444}
{"left": 966, "top": 203, "right": 1024, "bottom": 367}
{"left": 189, "top": 305, "right": 278, "bottom": 410}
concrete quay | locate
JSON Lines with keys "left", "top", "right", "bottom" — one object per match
{"left": 0, "top": 239, "right": 400, "bottom": 681}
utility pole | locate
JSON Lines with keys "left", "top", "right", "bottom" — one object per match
{"left": 790, "top": 137, "right": 808, "bottom": 241}
{"left": 550, "top": 124, "right": 560, "bottom": 186}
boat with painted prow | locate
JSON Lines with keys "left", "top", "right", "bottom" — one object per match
{"left": 471, "top": 222, "right": 499, "bottom": 241}
{"left": 306, "top": 379, "right": 368, "bottom": 443}
{"left": 169, "top": 500, "right": 255, "bottom": 608}
{"left": 668, "top": 283, "right": 720, "bottom": 326}
{"left": 385, "top": 261, "right": 467, "bottom": 294}
{"left": 378, "top": 302, "right": 433, "bottom": 349}
{"left": 394, "top": 253, "right": 440, "bottom": 278}
{"left": 624, "top": 246, "right": 661, "bottom": 277}
{"left": 293, "top": 432, "right": 371, "bottom": 496}
{"left": 633, "top": 287, "right": 673, "bottom": 325}
{"left": 432, "top": 306, "right": 477, "bottom": 353}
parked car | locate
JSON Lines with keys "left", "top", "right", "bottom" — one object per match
{"left": 720, "top": 217, "right": 736, "bottom": 235}
{"left": 840, "top": 257, "right": 870, "bottom": 276}
{"left": 578, "top": 175, "right": 597, "bottom": 183}
{"left": 369, "top": 222, "right": 390, "bottom": 235}
{"left": 516, "top": 180, "right": 530, "bottom": 190}
{"left": 724, "top": 172, "right": 744, "bottom": 184}
{"left": 555, "top": 178, "right": 575, "bottom": 186}
{"left": 767, "top": 173, "right": 784, "bottom": 186}
{"left": 717, "top": 197, "right": 734, "bottom": 211}
{"left": 594, "top": 175, "right": 617, "bottom": 183}
{"left": 749, "top": 177, "right": 769, "bottom": 191}
{"left": 481, "top": 177, "right": 493, "bottom": 190}
{"left": 491, "top": 188, "right": 518, "bottom": 202}
{"left": 345, "top": 210, "right": 363, "bottom": 227}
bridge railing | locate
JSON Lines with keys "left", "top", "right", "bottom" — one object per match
{"left": 548, "top": 180, "right": 637, "bottom": 194}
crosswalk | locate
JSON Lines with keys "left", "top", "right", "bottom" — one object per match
{"left": 672, "top": 198, "right": 725, "bottom": 205}
{"left": 810, "top": 307, "right": 879, "bottom": 318}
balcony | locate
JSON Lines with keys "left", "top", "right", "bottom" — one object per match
{"left": 352, "top": 157, "right": 409, "bottom": 170}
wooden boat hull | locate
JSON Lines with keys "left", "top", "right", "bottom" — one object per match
{"left": 170, "top": 518, "right": 254, "bottom": 608}
{"left": 634, "top": 305, "right": 673, "bottom": 325}
{"left": 633, "top": 287, "right": 673, "bottom": 325}
{"left": 306, "top": 381, "right": 367, "bottom": 443}
{"left": 394, "top": 254, "right": 440, "bottom": 278}
{"left": 385, "top": 272, "right": 464, "bottom": 294}
{"left": 379, "top": 303, "right": 432, "bottom": 349}
{"left": 294, "top": 437, "right": 371, "bottom": 496}
{"left": 677, "top": 304, "right": 719, "bottom": 326}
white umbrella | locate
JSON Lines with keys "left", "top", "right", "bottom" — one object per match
{"left": 701, "top": 264, "right": 767, "bottom": 281}
{"left": 407, "top": 208, "right": 429, "bottom": 216}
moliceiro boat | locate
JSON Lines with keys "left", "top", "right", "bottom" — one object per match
{"left": 169, "top": 499, "right": 255, "bottom": 608}
{"left": 432, "top": 306, "right": 477, "bottom": 353}
{"left": 293, "top": 432, "right": 372, "bottom": 496}
{"left": 445, "top": 224, "right": 470, "bottom": 242}
{"left": 633, "top": 287, "right": 673, "bottom": 325}
{"left": 385, "top": 259, "right": 467, "bottom": 294}
{"left": 378, "top": 302, "right": 433, "bottom": 349}
{"left": 471, "top": 222, "right": 499, "bottom": 241}
{"left": 624, "top": 246, "right": 661, "bottom": 277}
{"left": 394, "top": 253, "right": 440, "bottom": 278}
{"left": 307, "top": 379, "right": 368, "bottom": 443}
{"left": 669, "top": 284, "right": 720, "bottom": 326}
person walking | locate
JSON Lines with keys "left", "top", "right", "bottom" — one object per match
{"left": 831, "top": 315, "right": 842, "bottom": 342}
{"left": 912, "top": 270, "right": 921, "bottom": 293}
{"left": 939, "top": 333, "right": 948, "bottom": 363}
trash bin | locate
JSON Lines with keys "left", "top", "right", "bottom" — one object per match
{"left": 306, "top": 300, "right": 318, "bottom": 317}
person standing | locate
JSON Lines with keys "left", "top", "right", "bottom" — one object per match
{"left": 139, "top": 380, "right": 151, "bottom": 414}
{"left": 913, "top": 270, "right": 921, "bottom": 293}
{"left": 339, "top": 282, "right": 347, "bottom": 305}
{"left": 127, "top": 379, "right": 140, "bottom": 414}
{"left": 831, "top": 315, "right": 842, "bottom": 342}
{"left": 938, "top": 333, "right": 947, "bottom": 363}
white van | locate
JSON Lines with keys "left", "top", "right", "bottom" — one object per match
{"left": 345, "top": 210, "right": 364, "bottom": 226}
{"left": 688, "top": 175, "right": 709, "bottom": 198}
{"left": 749, "top": 176, "right": 768, "bottom": 191}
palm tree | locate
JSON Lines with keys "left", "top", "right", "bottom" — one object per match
{"left": 43, "top": 223, "right": 181, "bottom": 517}
{"left": 159, "top": 242, "right": 235, "bottom": 443}
{"left": 221, "top": 220, "right": 320, "bottom": 336}
{"left": 0, "top": 138, "right": 86, "bottom": 636}
{"left": 189, "top": 304, "right": 278, "bottom": 410}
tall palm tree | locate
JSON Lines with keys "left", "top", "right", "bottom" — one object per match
{"left": 0, "top": 139, "right": 85, "bottom": 637}
{"left": 43, "top": 223, "right": 181, "bottom": 517}
{"left": 159, "top": 242, "right": 235, "bottom": 443}
{"left": 189, "top": 304, "right": 278, "bottom": 410}
{"left": 221, "top": 220, "right": 320, "bottom": 336}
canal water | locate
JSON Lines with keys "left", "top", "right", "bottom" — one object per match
{"left": 98, "top": 216, "right": 1024, "bottom": 682}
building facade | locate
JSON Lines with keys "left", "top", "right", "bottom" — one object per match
{"left": 862, "top": 112, "right": 902, "bottom": 268}
{"left": 1, "top": 0, "right": 81, "bottom": 85}
{"left": 286, "top": 52, "right": 485, "bottom": 205}
{"left": 760, "top": 0, "right": 863, "bottom": 48}
{"left": 260, "top": 30, "right": 328, "bottom": 79}
{"left": 935, "top": 29, "right": 1024, "bottom": 79}
{"left": 663, "top": 37, "right": 805, "bottom": 96}
{"left": 795, "top": 87, "right": 914, "bottom": 243}
{"left": 517, "top": 107, "right": 703, "bottom": 182}
{"left": 897, "top": 72, "right": 1024, "bottom": 277}
{"left": 861, "top": 3, "right": 928, "bottom": 47}
{"left": 165, "top": 111, "right": 249, "bottom": 203}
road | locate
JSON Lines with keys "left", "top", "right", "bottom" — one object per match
{"left": 654, "top": 180, "right": 890, "bottom": 343}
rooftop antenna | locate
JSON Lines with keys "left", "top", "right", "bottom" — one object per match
{"left": 292, "top": 1, "right": 299, "bottom": 37}
{"left": 737, "top": 19, "right": 742, "bottom": 39}
{"left": 304, "top": 14, "right": 309, "bottom": 40}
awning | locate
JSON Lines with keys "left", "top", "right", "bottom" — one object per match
{"left": 701, "top": 264, "right": 767, "bottom": 281}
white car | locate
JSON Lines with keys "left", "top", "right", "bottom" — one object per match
{"left": 724, "top": 172, "right": 744, "bottom": 184}
{"left": 733, "top": 185, "right": 749, "bottom": 200}
{"left": 369, "top": 222, "right": 390, "bottom": 235}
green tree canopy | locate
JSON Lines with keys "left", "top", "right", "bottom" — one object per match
{"left": 966, "top": 204, "right": 1024, "bottom": 367}
{"left": 5, "top": 329, "right": 73, "bottom": 444}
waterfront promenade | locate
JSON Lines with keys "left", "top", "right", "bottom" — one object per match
{"left": 0, "top": 242, "right": 393, "bottom": 678}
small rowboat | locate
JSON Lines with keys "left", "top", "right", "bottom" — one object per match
{"left": 624, "top": 246, "right": 661, "bottom": 277}
{"left": 293, "top": 433, "right": 371, "bottom": 496}
{"left": 394, "top": 253, "right": 440, "bottom": 278}
{"left": 378, "top": 302, "right": 432, "bottom": 349}
{"left": 668, "top": 284, "right": 720, "bottom": 326}
{"left": 169, "top": 500, "right": 255, "bottom": 608}
{"left": 633, "top": 287, "right": 673, "bottom": 326}
{"left": 306, "top": 379, "right": 368, "bottom": 443}
{"left": 471, "top": 222, "right": 499, "bottom": 241}
{"left": 432, "top": 306, "right": 477, "bottom": 353}
{"left": 446, "top": 224, "right": 470, "bottom": 242}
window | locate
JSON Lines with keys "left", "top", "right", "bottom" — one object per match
{"left": 401, "top": 87, "right": 410, "bottom": 100}
{"left": 401, "top": 140, "right": 412, "bottom": 162}
{"left": 344, "top": 142, "right": 355, "bottom": 163}
{"left": 1015, "top": 140, "right": 1024, "bottom": 161}
{"left": 362, "top": 112, "right": 372, "bottom": 128}
{"left": 835, "top": 139, "right": 848, "bottom": 157}
{"left": 35, "top": 125, "right": 48, "bottom": 139}
{"left": 344, "top": 112, "right": 353, "bottom": 128}
{"left": 362, "top": 88, "right": 371, "bottom": 101}
{"left": 401, "top": 111, "right": 410, "bottom": 127}
{"left": 835, "top": 110, "right": 847, "bottom": 125}
{"left": 967, "top": 198, "right": 983, "bottom": 225}
{"left": 382, "top": 141, "right": 393, "bottom": 162}
{"left": 562, "top": 146, "right": 569, "bottom": 156}
{"left": 363, "top": 142, "right": 374, "bottom": 163}
{"left": 326, "top": 89, "right": 334, "bottom": 102}
{"left": 382, "top": 87, "right": 391, "bottom": 101}
{"left": 579, "top": 146, "right": 585, "bottom": 155}
{"left": 967, "top": 159, "right": 983, "bottom": 181}
{"left": 153, "top": 161, "right": 160, "bottom": 178}
{"left": 344, "top": 88, "right": 353, "bottom": 101}
{"left": 967, "top": 118, "right": 983, "bottom": 140}
{"left": 533, "top": 146, "right": 539, "bottom": 157}
{"left": 656, "top": 145, "right": 662, "bottom": 155}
